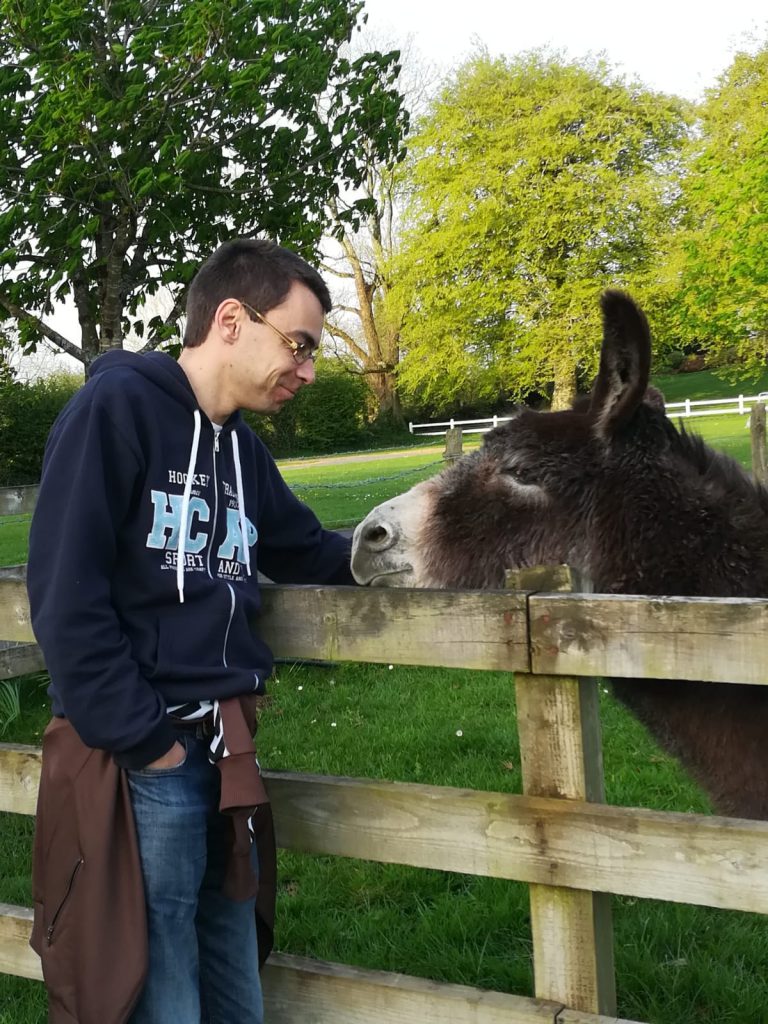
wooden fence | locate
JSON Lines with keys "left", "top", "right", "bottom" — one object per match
{"left": 0, "top": 486, "right": 38, "bottom": 517}
{"left": 2, "top": 571, "right": 768, "bottom": 1023}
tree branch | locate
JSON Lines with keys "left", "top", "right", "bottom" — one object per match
{"left": 0, "top": 293, "right": 84, "bottom": 363}
{"left": 324, "top": 322, "right": 368, "bottom": 364}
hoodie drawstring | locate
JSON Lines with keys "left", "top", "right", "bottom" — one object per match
{"left": 230, "top": 430, "right": 252, "bottom": 578}
{"left": 177, "top": 409, "right": 202, "bottom": 603}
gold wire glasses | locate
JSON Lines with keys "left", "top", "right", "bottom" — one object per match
{"left": 240, "top": 300, "right": 318, "bottom": 365}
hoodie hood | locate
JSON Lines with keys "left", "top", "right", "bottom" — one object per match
{"left": 89, "top": 349, "right": 200, "bottom": 413}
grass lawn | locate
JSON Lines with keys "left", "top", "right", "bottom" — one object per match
{"left": 651, "top": 366, "right": 768, "bottom": 403}
{"left": 280, "top": 449, "right": 448, "bottom": 528}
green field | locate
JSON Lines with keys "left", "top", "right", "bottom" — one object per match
{"left": 652, "top": 366, "right": 768, "bottom": 403}
{"left": 2, "top": 371, "right": 768, "bottom": 1022}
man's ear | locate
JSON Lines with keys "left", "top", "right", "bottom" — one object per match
{"left": 214, "top": 299, "right": 243, "bottom": 343}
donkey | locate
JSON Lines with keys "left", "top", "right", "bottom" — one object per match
{"left": 351, "top": 291, "right": 768, "bottom": 820}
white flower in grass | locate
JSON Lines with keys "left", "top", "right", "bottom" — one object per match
{"left": 456, "top": 729, "right": 463, "bottom": 737}
{"left": 388, "top": 664, "right": 394, "bottom": 670}
{"left": 331, "top": 721, "right": 337, "bottom": 728}
{"left": 297, "top": 685, "right": 303, "bottom": 691}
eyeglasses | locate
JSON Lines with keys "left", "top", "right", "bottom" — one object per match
{"left": 240, "top": 300, "right": 319, "bottom": 365}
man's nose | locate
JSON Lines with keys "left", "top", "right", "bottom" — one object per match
{"left": 296, "top": 358, "right": 316, "bottom": 384}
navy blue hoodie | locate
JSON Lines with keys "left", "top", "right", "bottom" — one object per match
{"left": 27, "top": 350, "right": 353, "bottom": 769}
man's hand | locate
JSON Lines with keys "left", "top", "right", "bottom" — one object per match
{"left": 145, "top": 740, "right": 186, "bottom": 770}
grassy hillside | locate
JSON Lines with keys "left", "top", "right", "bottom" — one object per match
{"left": 651, "top": 366, "right": 768, "bottom": 403}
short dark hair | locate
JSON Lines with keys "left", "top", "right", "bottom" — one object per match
{"left": 183, "top": 238, "right": 332, "bottom": 348}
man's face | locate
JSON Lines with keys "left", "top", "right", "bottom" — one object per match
{"left": 233, "top": 282, "right": 324, "bottom": 414}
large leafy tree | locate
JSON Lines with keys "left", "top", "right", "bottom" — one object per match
{"left": 393, "top": 52, "right": 689, "bottom": 412}
{"left": 673, "top": 43, "right": 768, "bottom": 374}
{"left": 0, "top": 0, "right": 406, "bottom": 367}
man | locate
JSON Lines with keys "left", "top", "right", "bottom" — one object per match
{"left": 27, "top": 238, "right": 355, "bottom": 1024}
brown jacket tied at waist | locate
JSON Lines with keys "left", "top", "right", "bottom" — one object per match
{"left": 31, "top": 695, "right": 276, "bottom": 1024}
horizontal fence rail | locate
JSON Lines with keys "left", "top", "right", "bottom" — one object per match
{"left": 3, "top": 747, "right": 768, "bottom": 915}
{"left": 409, "top": 394, "right": 768, "bottom": 436}
{"left": 2, "top": 577, "right": 767, "bottom": 1024}
{"left": 4, "top": 582, "right": 768, "bottom": 683}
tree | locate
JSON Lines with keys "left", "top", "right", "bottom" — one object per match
{"left": 321, "top": 37, "right": 437, "bottom": 426}
{"left": 673, "top": 43, "right": 768, "bottom": 375}
{"left": 0, "top": 0, "right": 407, "bottom": 368}
{"left": 322, "top": 177, "right": 405, "bottom": 425}
{"left": 392, "top": 52, "right": 690, "bottom": 412}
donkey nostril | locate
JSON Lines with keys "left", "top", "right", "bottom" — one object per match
{"left": 363, "top": 522, "right": 393, "bottom": 549}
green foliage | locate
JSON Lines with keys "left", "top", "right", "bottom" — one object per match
{"left": 0, "top": 372, "right": 81, "bottom": 485}
{"left": 0, "top": 680, "right": 20, "bottom": 735}
{"left": 0, "top": 0, "right": 407, "bottom": 363}
{"left": 671, "top": 43, "right": 768, "bottom": 373}
{"left": 246, "top": 358, "right": 370, "bottom": 456}
{"left": 392, "top": 51, "right": 690, "bottom": 412}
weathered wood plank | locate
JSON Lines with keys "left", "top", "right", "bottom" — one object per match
{"left": 0, "top": 744, "right": 40, "bottom": 815}
{"left": 530, "top": 593, "right": 768, "bottom": 685}
{"left": 511, "top": 566, "right": 615, "bottom": 1017}
{"left": 0, "top": 564, "right": 26, "bottom": 581}
{"left": 9, "top": 579, "right": 768, "bottom": 684}
{"left": 0, "top": 486, "right": 37, "bottom": 516}
{"left": 0, "top": 904, "right": 38, "bottom": 981}
{"left": 751, "top": 401, "right": 767, "bottom": 484}
{"left": 0, "top": 644, "right": 45, "bottom": 682}
{"left": 4, "top": 747, "right": 768, "bottom": 916}
{"left": 0, "top": 580, "right": 529, "bottom": 673}
{"left": 262, "top": 952, "right": 562, "bottom": 1024}
{"left": 258, "top": 585, "right": 529, "bottom": 671}
{"left": 0, "top": 580, "right": 34, "bottom": 643}
{"left": 0, "top": 904, "right": 565, "bottom": 1022}
{"left": 557, "top": 1012, "right": 644, "bottom": 1024}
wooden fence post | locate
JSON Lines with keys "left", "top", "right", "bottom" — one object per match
{"left": 0, "top": 485, "right": 38, "bottom": 516}
{"left": 507, "top": 564, "right": 616, "bottom": 1016}
{"left": 443, "top": 428, "right": 463, "bottom": 464}
{"left": 750, "top": 402, "right": 767, "bottom": 484}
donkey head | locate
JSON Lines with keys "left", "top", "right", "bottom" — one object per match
{"left": 352, "top": 291, "right": 734, "bottom": 595}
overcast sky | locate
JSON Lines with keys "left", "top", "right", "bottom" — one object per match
{"left": 361, "top": 0, "right": 767, "bottom": 100}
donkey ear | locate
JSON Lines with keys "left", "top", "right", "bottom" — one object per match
{"left": 589, "top": 290, "right": 651, "bottom": 438}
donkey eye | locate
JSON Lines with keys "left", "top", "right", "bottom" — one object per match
{"left": 502, "top": 465, "right": 538, "bottom": 486}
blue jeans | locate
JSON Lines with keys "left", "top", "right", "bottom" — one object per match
{"left": 126, "top": 732, "right": 263, "bottom": 1024}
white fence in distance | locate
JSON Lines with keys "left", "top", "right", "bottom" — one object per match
{"left": 409, "top": 393, "right": 768, "bottom": 437}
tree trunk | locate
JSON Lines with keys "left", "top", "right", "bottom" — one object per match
{"left": 550, "top": 361, "right": 578, "bottom": 411}
{"left": 371, "top": 370, "right": 404, "bottom": 426}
